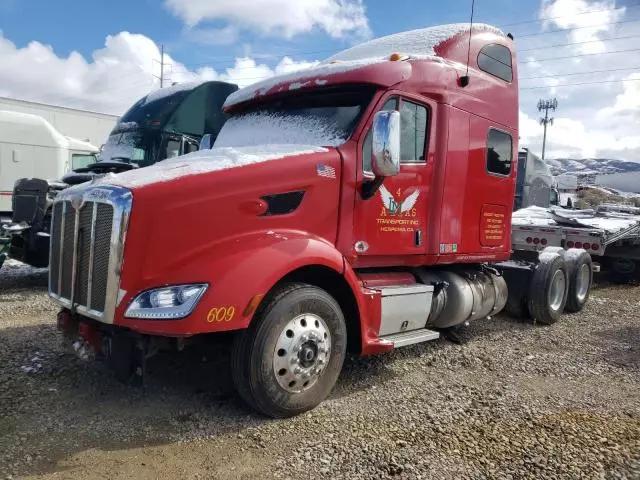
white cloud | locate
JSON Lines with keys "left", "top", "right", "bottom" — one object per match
{"left": 540, "top": 0, "right": 625, "bottom": 53}
{"left": 184, "top": 25, "right": 240, "bottom": 46}
{"left": 0, "top": 32, "right": 320, "bottom": 115}
{"left": 517, "top": 0, "right": 640, "bottom": 160}
{"left": 164, "top": 0, "right": 370, "bottom": 39}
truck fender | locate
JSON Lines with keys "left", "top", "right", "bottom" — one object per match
{"left": 166, "top": 230, "right": 353, "bottom": 332}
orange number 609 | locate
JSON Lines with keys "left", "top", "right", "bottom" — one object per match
{"left": 207, "top": 306, "right": 235, "bottom": 323}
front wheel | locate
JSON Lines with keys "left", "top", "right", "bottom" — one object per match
{"left": 231, "top": 283, "right": 347, "bottom": 418}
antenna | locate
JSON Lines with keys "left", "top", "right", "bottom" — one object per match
{"left": 460, "top": 0, "right": 475, "bottom": 88}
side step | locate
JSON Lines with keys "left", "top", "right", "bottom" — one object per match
{"left": 381, "top": 328, "right": 440, "bottom": 348}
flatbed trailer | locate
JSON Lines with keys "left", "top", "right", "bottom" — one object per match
{"left": 512, "top": 205, "right": 640, "bottom": 282}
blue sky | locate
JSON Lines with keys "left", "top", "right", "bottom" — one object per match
{"left": 0, "top": 0, "right": 639, "bottom": 160}
{"left": 2, "top": 0, "right": 542, "bottom": 72}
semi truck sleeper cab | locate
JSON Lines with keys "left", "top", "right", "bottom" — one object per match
{"left": 49, "top": 23, "right": 593, "bottom": 418}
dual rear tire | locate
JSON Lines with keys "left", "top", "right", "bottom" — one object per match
{"left": 506, "top": 248, "right": 593, "bottom": 324}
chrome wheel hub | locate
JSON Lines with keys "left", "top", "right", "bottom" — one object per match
{"left": 548, "top": 269, "right": 566, "bottom": 312}
{"left": 273, "top": 313, "right": 331, "bottom": 393}
{"left": 576, "top": 263, "right": 590, "bottom": 302}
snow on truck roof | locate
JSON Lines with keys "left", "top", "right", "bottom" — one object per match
{"left": 223, "top": 23, "right": 505, "bottom": 109}
{"left": 0, "top": 110, "right": 96, "bottom": 151}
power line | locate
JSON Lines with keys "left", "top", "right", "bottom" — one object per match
{"left": 521, "top": 47, "right": 640, "bottom": 63}
{"left": 520, "top": 66, "right": 640, "bottom": 80}
{"left": 181, "top": 30, "right": 640, "bottom": 72}
{"left": 498, "top": 3, "right": 639, "bottom": 28}
{"left": 516, "top": 18, "right": 640, "bottom": 38}
{"left": 521, "top": 77, "right": 640, "bottom": 90}
{"left": 176, "top": 6, "right": 640, "bottom": 69}
{"left": 519, "top": 33, "right": 640, "bottom": 52}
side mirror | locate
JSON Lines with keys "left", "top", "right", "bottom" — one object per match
{"left": 198, "top": 134, "right": 214, "bottom": 151}
{"left": 371, "top": 110, "right": 400, "bottom": 177}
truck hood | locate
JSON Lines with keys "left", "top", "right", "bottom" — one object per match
{"left": 89, "top": 144, "right": 330, "bottom": 190}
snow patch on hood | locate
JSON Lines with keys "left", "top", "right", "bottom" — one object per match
{"left": 214, "top": 112, "right": 350, "bottom": 148}
{"left": 93, "top": 144, "right": 328, "bottom": 189}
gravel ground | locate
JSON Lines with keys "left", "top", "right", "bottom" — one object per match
{"left": 0, "top": 259, "right": 638, "bottom": 479}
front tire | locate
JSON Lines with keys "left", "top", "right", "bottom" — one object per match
{"left": 231, "top": 283, "right": 347, "bottom": 418}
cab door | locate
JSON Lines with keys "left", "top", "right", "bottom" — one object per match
{"left": 352, "top": 93, "right": 433, "bottom": 265}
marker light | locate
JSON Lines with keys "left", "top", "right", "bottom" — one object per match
{"left": 389, "top": 53, "right": 409, "bottom": 61}
{"left": 125, "top": 284, "right": 208, "bottom": 319}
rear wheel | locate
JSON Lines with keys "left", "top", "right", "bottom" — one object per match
{"left": 609, "top": 258, "right": 637, "bottom": 284}
{"left": 565, "top": 251, "right": 593, "bottom": 313}
{"left": 231, "top": 283, "right": 347, "bottom": 418}
{"left": 527, "top": 254, "right": 568, "bottom": 325}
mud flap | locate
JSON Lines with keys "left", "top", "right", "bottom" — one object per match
{"left": 107, "top": 336, "right": 148, "bottom": 387}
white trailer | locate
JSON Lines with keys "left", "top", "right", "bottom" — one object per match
{"left": 0, "top": 96, "right": 118, "bottom": 147}
{"left": 0, "top": 110, "right": 99, "bottom": 214}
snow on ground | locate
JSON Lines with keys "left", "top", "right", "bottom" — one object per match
{"left": 1, "top": 258, "right": 47, "bottom": 279}
{"left": 92, "top": 144, "right": 328, "bottom": 189}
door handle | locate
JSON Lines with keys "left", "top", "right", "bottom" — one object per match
{"left": 415, "top": 229, "right": 422, "bottom": 246}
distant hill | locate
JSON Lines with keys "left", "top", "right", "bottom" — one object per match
{"left": 546, "top": 157, "right": 640, "bottom": 176}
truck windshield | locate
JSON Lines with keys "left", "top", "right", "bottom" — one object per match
{"left": 215, "top": 86, "right": 376, "bottom": 148}
{"left": 98, "top": 132, "right": 148, "bottom": 165}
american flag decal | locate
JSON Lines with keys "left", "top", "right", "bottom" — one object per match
{"left": 316, "top": 163, "right": 336, "bottom": 179}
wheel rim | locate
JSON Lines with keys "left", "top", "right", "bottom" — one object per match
{"left": 575, "top": 263, "right": 590, "bottom": 302}
{"left": 548, "top": 269, "right": 566, "bottom": 312}
{"left": 273, "top": 313, "right": 331, "bottom": 394}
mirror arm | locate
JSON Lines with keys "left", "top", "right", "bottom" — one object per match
{"left": 361, "top": 176, "right": 384, "bottom": 200}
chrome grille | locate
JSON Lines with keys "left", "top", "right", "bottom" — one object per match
{"left": 91, "top": 204, "right": 114, "bottom": 312}
{"left": 48, "top": 186, "right": 132, "bottom": 323}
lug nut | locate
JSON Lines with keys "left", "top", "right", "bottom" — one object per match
{"left": 293, "top": 367, "right": 301, "bottom": 374}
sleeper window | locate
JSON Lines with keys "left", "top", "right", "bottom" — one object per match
{"left": 486, "top": 129, "right": 513, "bottom": 176}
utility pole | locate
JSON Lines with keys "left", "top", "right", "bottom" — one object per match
{"left": 160, "top": 44, "right": 164, "bottom": 88}
{"left": 152, "top": 44, "right": 171, "bottom": 88}
{"left": 537, "top": 98, "right": 558, "bottom": 161}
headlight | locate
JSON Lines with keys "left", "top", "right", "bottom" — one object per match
{"left": 125, "top": 284, "right": 208, "bottom": 319}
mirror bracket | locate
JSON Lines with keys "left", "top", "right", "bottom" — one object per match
{"left": 361, "top": 176, "right": 384, "bottom": 200}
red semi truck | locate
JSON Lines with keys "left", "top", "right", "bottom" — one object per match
{"left": 48, "top": 23, "right": 594, "bottom": 418}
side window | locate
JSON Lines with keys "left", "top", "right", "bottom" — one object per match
{"left": 362, "top": 97, "right": 398, "bottom": 173}
{"left": 165, "top": 139, "right": 181, "bottom": 159}
{"left": 165, "top": 85, "right": 207, "bottom": 136}
{"left": 486, "top": 129, "right": 513, "bottom": 176}
{"left": 478, "top": 44, "right": 512, "bottom": 82}
{"left": 400, "top": 100, "right": 427, "bottom": 162}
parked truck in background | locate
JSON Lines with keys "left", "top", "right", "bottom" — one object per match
{"left": 48, "top": 24, "right": 596, "bottom": 418}
{"left": 1, "top": 80, "right": 237, "bottom": 269}
{"left": 513, "top": 147, "right": 558, "bottom": 210}
{"left": 0, "top": 110, "right": 99, "bottom": 216}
